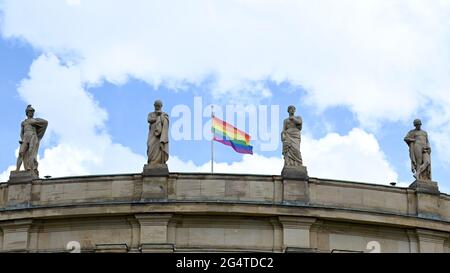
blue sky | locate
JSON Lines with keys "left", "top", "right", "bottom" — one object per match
{"left": 0, "top": 0, "right": 449, "bottom": 193}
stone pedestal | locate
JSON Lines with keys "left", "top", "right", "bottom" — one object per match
{"left": 143, "top": 164, "right": 169, "bottom": 177}
{"left": 281, "top": 165, "right": 308, "bottom": 180}
{"left": 279, "top": 216, "right": 316, "bottom": 251}
{"left": 8, "top": 170, "right": 38, "bottom": 183}
{"left": 410, "top": 180, "right": 441, "bottom": 220}
{"left": 283, "top": 179, "right": 309, "bottom": 203}
{"left": 409, "top": 180, "right": 439, "bottom": 195}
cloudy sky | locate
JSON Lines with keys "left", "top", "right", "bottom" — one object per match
{"left": 0, "top": 0, "right": 449, "bottom": 193}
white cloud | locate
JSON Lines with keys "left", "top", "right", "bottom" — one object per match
{"left": 2, "top": 54, "right": 147, "bottom": 180}
{"left": 0, "top": 1, "right": 449, "bottom": 181}
{"left": 303, "top": 129, "right": 398, "bottom": 183}
{"left": 0, "top": 148, "right": 19, "bottom": 182}
{"left": 37, "top": 141, "right": 146, "bottom": 177}
{"left": 0, "top": 165, "right": 15, "bottom": 182}
{"left": 169, "top": 153, "right": 284, "bottom": 175}
{"left": 2, "top": 1, "right": 450, "bottom": 141}
{"left": 18, "top": 54, "right": 107, "bottom": 145}
{"left": 169, "top": 128, "right": 398, "bottom": 185}
{"left": 1, "top": 1, "right": 449, "bottom": 117}
{"left": 66, "top": 0, "right": 81, "bottom": 6}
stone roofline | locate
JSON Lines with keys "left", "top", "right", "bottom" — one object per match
{"left": 0, "top": 172, "right": 449, "bottom": 232}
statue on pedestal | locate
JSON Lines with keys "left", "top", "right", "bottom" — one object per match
{"left": 144, "top": 100, "right": 169, "bottom": 176}
{"left": 282, "top": 105, "right": 303, "bottom": 167}
{"left": 404, "top": 119, "right": 431, "bottom": 181}
{"left": 281, "top": 105, "right": 308, "bottom": 180}
{"left": 404, "top": 119, "right": 438, "bottom": 193}
{"left": 10, "top": 105, "right": 48, "bottom": 182}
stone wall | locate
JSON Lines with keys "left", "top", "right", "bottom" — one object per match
{"left": 0, "top": 173, "right": 449, "bottom": 252}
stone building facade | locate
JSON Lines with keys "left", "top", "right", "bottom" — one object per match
{"left": 0, "top": 173, "right": 449, "bottom": 253}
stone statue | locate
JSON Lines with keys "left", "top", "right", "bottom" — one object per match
{"left": 282, "top": 105, "right": 303, "bottom": 167}
{"left": 281, "top": 105, "right": 307, "bottom": 179}
{"left": 146, "top": 100, "right": 169, "bottom": 169}
{"left": 16, "top": 105, "right": 48, "bottom": 177}
{"left": 404, "top": 119, "right": 431, "bottom": 181}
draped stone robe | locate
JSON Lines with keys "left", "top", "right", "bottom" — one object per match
{"left": 147, "top": 111, "right": 169, "bottom": 166}
{"left": 282, "top": 116, "right": 303, "bottom": 167}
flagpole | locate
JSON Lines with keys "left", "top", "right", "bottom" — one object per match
{"left": 211, "top": 104, "right": 214, "bottom": 173}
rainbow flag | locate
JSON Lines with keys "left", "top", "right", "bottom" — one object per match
{"left": 212, "top": 116, "right": 253, "bottom": 155}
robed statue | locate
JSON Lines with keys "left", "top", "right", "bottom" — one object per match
{"left": 282, "top": 105, "right": 303, "bottom": 167}
{"left": 404, "top": 119, "right": 431, "bottom": 181}
{"left": 147, "top": 100, "right": 169, "bottom": 166}
{"left": 16, "top": 105, "right": 48, "bottom": 177}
